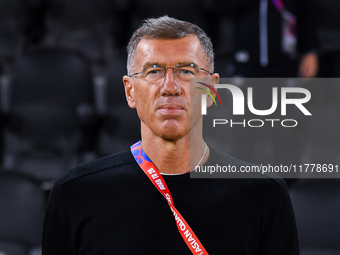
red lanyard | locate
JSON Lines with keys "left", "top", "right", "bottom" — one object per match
{"left": 271, "top": 0, "right": 285, "bottom": 12}
{"left": 131, "top": 141, "right": 209, "bottom": 255}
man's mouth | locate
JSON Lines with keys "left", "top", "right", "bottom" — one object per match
{"left": 158, "top": 104, "right": 185, "bottom": 114}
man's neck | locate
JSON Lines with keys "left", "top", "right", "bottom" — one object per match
{"left": 140, "top": 126, "right": 209, "bottom": 174}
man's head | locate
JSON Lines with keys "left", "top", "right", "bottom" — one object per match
{"left": 127, "top": 16, "right": 214, "bottom": 75}
{"left": 123, "top": 16, "right": 218, "bottom": 141}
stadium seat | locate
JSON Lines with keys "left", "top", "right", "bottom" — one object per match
{"left": 43, "top": 0, "right": 118, "bottom": 63}
{"left": 96, "top": 55, "right": 140, "bottom": 156}
{"left": 128, "top": 0, "right": 217, "bottom": 46}
{"left": 0, "top": 0, "right": 26, "bottom": 68}
{"left": 2, "top": 47, "right": 96, "bottom": 186}
{"left": 289, "top": 178, "right": 340, "bottom": 255}
{"left": 97, "top": 105, "right": 141, "bottom": 156}
{"left": 0, "top": 171, "right": 45, "bottom": 255}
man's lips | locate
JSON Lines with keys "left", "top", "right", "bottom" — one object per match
{"left": 158, "top": 104, "right": 184, "bottom": 110}
{"left": 157, "top": 104, "right": 185, "bottom": 114}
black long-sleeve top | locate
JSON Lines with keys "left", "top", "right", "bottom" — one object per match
{"left": 43, "top": 148, "right": 299, "bottom": 254}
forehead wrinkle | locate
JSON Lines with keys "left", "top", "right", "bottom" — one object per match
{"left": 142, "top": 62, "right": 166, "bottom": 69}
{"left": 135, "top": 36, "right": 207, "bottom": 71}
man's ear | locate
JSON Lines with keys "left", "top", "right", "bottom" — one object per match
{"left": 123, "top": 75, "right": 136, "bottom": 109}
{"left": 206, "top": 73, "right": 220, "bottom": 107}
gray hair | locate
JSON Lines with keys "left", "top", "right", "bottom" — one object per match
{"left": 127, "top": 16, "right": 214, "bottom": 75}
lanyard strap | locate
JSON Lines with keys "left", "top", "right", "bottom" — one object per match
{"left": 131, "top": 141, "right": 209, "bottom": 255}
{"left": 271, "top": 0, "right": 285, "bottom": 12}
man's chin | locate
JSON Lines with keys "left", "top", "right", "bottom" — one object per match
{"left": 159, "top": 133, "right": 185, "bottom": 141}
{"left": 157, "top": 127, "right": 189, "bottom": 141}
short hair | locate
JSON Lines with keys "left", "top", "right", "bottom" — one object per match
{"left": 127, "top": 16, "right": 214, "bottom": 75}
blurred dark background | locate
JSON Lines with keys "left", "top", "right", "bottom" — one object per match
{"left": 0, "top": 0, "right": 340, "bottom": 254}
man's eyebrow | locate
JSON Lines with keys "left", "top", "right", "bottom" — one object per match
{"left": 141, "top": 62, "right": 199, "bottom": 70}
{"left": 175, "top": 62, "right": 199, "bottom": 68}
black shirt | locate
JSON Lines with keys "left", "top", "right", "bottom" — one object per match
{"left": 43, "top": 148, "right": 299, "bottom": 254}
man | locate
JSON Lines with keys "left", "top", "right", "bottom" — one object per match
{"left": 217, "top": 0, "right": 319, "bottom": 78}
{"left": 43, "top": 16, "right": 299, "bottom": 254}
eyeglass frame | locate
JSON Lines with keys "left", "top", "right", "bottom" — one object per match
{"left": 128, "top": 63, "right": 213, "bottom": 80}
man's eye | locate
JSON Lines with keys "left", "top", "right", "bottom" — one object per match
{"left": 178, "top": 69, "right": 195, "bottom": 75}
{"left": 146, "top": 69, "right": 162, "bottom": 75}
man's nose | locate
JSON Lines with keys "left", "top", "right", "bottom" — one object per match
{"left": 160, "top": 68, "right": 182, "bottom": 96}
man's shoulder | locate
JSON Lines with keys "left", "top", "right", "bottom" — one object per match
{"left": 54, "top": 150, "right": 136, "bottom": 188}
{"left": 209, "top": 148, "right": 288, "bottom": 191}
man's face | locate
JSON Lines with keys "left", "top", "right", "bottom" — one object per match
{"left": 123, "top": 35, "right": 217, "bottom": 140}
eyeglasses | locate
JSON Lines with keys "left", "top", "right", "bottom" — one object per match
{"left": 128, "top": 63, "right": 213, "bottom": 83}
